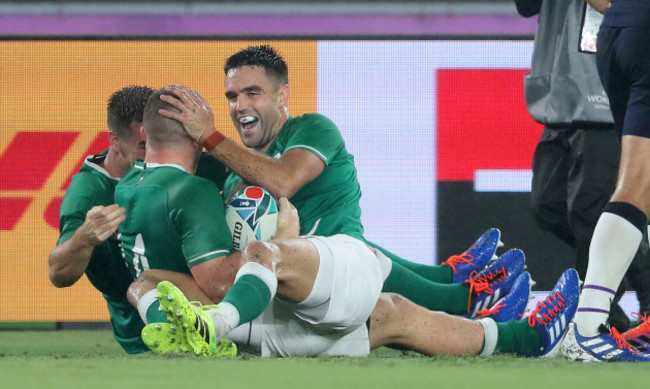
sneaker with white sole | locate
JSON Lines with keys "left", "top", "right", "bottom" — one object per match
{"left": 561, "top": 322, "right": 650, "bottom": 362}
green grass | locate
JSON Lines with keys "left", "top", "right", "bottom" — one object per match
{"left": 1, "top": 330, "right": 649, "bottom": 389}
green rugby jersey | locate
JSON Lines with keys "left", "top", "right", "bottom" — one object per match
{"left": 115, "top": 161, "right": 232, "bottom": 277}
{"left": 57, "top": 150, "right": 147, "bottom": 354}
{"left": 223, "top": 113, "right": 364, "bottom": 240}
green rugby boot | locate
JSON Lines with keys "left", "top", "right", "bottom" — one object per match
{"left": 157, "top": 281, "right": 237, "bottom": 357}
{"left": 141, "top": 323, "right": 191, "bottom": 355}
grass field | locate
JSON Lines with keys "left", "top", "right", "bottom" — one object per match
{"left": 1, "top": 330, "right": 649, "bottom": 389}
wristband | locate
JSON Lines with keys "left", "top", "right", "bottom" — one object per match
{"left": 203, "top": 131, "right": 226, "bottom": 152}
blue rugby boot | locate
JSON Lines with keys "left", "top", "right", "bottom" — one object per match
{"left": 526, "top": 268, "right": 579, "bottom": 357}
{"left": 465, "top": 248, "right": 525, "bottom": 319}
{"left": 561, "top": 319, "right": 650, "bottom": 361}
{"left": 442, "top": 228, "right": 504, "bottom": 283}
{"left": 474, "top": 271, "right": 532, "bottom": 322}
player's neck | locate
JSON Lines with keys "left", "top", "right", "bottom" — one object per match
{"left": 145, "top": 147, "right": 198, "bottom": 175}
{"left": 101, "top": 149, "right": 129, "bottom": 178}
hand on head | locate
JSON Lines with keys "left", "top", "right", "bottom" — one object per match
{"left": 159, "top": 85, "right": 218, "bottom": 144}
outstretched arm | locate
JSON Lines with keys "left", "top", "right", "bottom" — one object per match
{"left": 48, "top": 204, "right": 125, "bottom": 287}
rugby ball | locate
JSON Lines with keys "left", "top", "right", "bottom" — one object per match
{"left": 225, "top": 186, "right": 279, "bottom": 251}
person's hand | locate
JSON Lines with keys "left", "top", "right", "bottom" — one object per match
{"left": 275, "top": 197, "right": 300, "bottom": 239}
{"left": 80, "top": 204, "right": 126, "bottom": 246}
{"left": 159, "top": 85, "right": 217, "bottom": 143}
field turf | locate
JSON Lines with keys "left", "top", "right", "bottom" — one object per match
{"left": 1, "top": 330, "right": 649, "bottom": 389}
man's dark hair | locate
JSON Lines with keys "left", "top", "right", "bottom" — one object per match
{"left": 142, "top": 88, "right": 189, "bottom": 145}
{"left": 107, "top": 85, "right": 155, "bottom": 139}
{"left": 224, "top": 45, "right": 289, "bottom": 86}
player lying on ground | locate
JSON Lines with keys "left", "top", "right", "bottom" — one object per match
{"left": 117, "top": 86, "right": 580, "bottom": 358}
{"left": 158, "top": 45, "right": 523, "bottom": 315}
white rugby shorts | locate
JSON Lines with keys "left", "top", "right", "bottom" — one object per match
{"left": 226, "top": 234, "right": 391, "bottom": 357}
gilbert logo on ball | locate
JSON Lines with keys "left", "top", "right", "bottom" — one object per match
{"left": 225, "top": 186, "right": 279, "bottom": 251}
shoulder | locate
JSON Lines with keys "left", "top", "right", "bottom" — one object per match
{"left": 292, "top": 113, "right": 338, "bottom": 129}
{"left": 169, "top": 171, "right": 222, "bottom": 203}
{"left": 283, "top": 114, "right": 342, "bottom": 141}
{"left": 64, "top": 170, "right": 116, "bottom": 206}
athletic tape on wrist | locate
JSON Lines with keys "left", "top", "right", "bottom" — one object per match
{"left": 204, "top": 131, "right": 226, "bottom": 152}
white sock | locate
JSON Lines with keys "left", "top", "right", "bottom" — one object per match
{"left": 206, "top": 302, "right": 240, "bottom": 337}
{"left": 136, "top": 289, "right": 159, "bottom": 325}
{"left": 478, "top": 318, "right": 498, "bottom": 356}
{"left": 575, "top": 212, "right": 643, "bottom": 336}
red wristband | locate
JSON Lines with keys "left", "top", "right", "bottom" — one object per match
{"left": 203, "top": 131, "right": 226, "bottom": 152}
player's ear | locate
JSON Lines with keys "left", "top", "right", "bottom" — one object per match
{"left": 140, "top": 126, "right": 147, "bottom": 142}
{"left": 278, "top": 84, "right": 289, "bottom": 107}
{"left": 108, "top": 131, "right": 120, "bottom": 152}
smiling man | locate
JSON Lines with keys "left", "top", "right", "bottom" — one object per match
{"left": 158, "top": 45, "right": 530, "bottom": 319}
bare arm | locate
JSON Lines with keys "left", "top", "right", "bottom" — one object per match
{"left": 128, "top": 269, "right": 213, "bottom": 307}
{"left": 159, "top": 86, "right": 324, "bottom": 199}
{"left": 48, "top": 204, "right": 125, "bottom": 287}
{"left": 187, "top": 197, "right": 299, "bottom": 301}
{"left": 189, "top": 251, "right": 244, "bottom": 303}
{"left": 208, "top": 142, "right": 324, "bottom": 200}
{"left": 586, "top": 0, "right": 610, "bottom": 14}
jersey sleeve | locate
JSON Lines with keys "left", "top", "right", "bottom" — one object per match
{"left": 285, "top": 114, "right": 344, "bottom": 166}
{"left": 170, "top": 178, "right": 233, "bottom": 268}
{"left": 57, "top": 173, "right": 113, "bottom": 244}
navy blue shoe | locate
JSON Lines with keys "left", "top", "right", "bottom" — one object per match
{"left": 465, "top": 248, "right": 525, "bottom": 319}
{"left": 474, "top": 271, "right": 532, "bottom": 322}
{"left": 442, "top": 228, "right": 503, "bottom": 283}
{"left": 526, "top": 268, "right": 579, "bottom": 357}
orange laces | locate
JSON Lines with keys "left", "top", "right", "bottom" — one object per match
{"left": 442, "top": 253, "right": 474, "bottom": 273}
{"left": 466, "top": 267, "right": 507, "bottom": 312}
{"left": 631, "top": 312, "right": 650, "bottom": 329}
{"left": 474, "top": 302, "right": 505, "bottom": 319}
{"left": 527, "top": 292, "right": 566, "bottom": 327}
{"left": 610, "top": 327, "right": 638, "bottom": 354}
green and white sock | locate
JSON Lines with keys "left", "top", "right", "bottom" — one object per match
{"left": 137, "top": 289, "right": 167, "bottom": 324}
{"left": 208, "top": 262, "right": 278, "bottom": 333}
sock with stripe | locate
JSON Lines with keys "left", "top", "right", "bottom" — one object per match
{"left": 382, "top": 261, "right": 469, "bottom": 314}
{"left": 574, "top": 202, "right": 646, "bottom": 337}
{"left": 206, "top": 262, "right": 277, "bottom": 334}
{"left": 136, "top": 289, "right": 167, "bottom": 325}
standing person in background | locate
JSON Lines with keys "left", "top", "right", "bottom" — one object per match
{"left": 561, "top": 0, "right": 650, "bottom": 361}
{"left": 515, "top": 0, "right": 650, "bottom": 332}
